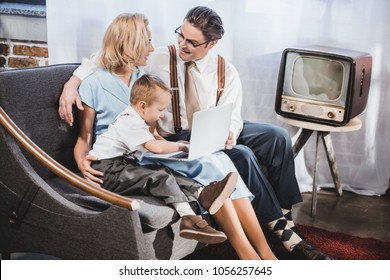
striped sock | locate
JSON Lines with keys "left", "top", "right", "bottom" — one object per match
{"left": 281, "top": 208, "right": 295, "bottom": 229}
{"left": 268, "top": 217, "right": 302, "bottom": 252}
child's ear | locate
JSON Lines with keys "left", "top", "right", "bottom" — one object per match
{"left": 137, "top": 101, "right": 147, "bottom": 111}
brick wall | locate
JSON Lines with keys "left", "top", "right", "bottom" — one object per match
{"left": 0, "top": 38, "right": 48, "bottom": 69}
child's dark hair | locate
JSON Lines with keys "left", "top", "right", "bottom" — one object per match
{"left": 130, "top": 74, "right": 171, "bottom": 105}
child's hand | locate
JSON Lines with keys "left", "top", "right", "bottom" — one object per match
{"left": 178, "top": 142, "right": 190, "bottom": 152}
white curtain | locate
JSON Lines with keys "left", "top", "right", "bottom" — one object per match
{"left": 47, "top": 0, "right": 390, "bottom": 196}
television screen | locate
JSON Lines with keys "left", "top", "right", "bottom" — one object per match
{"left": 292, "top": 57, "right": 344, "bottom": 100}
{"left": 275, "top": 46, "right": 372, "bottom": 126}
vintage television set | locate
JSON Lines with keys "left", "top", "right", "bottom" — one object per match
{"left": 275, "top": 45, "right": 372, "bottom": 126}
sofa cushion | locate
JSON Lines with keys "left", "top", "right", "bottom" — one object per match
{"left": 136, "top": 196, "right": 179, "bottom": 232}
{"left": 47, "top": 177, "right": 180, "bottom": 232}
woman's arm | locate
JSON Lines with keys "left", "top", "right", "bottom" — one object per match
{"left": 74, "top": 104, "right": 104, "bottom": 184}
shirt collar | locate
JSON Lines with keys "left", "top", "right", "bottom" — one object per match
{"left": 178, "top": 51, "right": 213, "bottom": 75}
{"left": 123, "top": 105, "right": 140, "bottom": 118}
{"left": 126, "top": 105, "right": 148, "bottom": 125}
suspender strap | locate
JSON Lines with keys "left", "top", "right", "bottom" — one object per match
{"left": 168, "top": 45, "right": 182, "bottom": 132}
{"left": 167, "top": 45, "right": 225, "bottom": 132}
{"left": 217, "top": 54, "right": 225, "bottom": 105}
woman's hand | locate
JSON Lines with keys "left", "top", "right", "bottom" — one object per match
{"left": 74, "top": 105, "right": 103, "bottom": 184}
{"left": 77, "top": 154, "right": 104, "bottom": 184}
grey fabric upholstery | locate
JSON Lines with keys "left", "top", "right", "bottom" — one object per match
{"left": 0, "top": 64, "right": 206, "bottom": 259}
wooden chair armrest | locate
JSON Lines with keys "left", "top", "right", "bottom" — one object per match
{"left": 0, "top": 106, "right": 140, "bottom": 211}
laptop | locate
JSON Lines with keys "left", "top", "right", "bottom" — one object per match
{"left": 144, "top": 103, "right": 233, "bottom": 161}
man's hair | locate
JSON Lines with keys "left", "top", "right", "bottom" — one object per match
{"left": 98, "top": 13, "right": 149, "bottom": 73}
{"left": 130, "top": 74, "right": 171, "bottom": 106}
{"left": 185, "top": 6, "right": 224, "bottom": 41}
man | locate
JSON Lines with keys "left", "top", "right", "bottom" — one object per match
{"left": 58, "top": 6, "right": 331, "bottom": 260}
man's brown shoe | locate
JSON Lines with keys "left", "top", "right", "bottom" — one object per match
{"left": 179, "top": 215, "right": 227, "bottom": 244}
{"left": 198, "top": 172, "right": 237, "bottom": 215}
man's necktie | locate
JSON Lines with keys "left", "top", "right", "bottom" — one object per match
{"left": 184, "top": 61, "right": 200, "bottom": 129}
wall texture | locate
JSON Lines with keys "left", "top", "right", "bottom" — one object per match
{"left": 0, "top": 1, "right": 47, "bottom": 69}
{"left": 0, "top": 38, "right": 48, "bottom": 68}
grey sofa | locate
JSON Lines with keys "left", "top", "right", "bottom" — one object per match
{"left": 0, "top": 64, "right": 207, "bottom": 259}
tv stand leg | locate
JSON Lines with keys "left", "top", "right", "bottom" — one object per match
{"left": 311, "top": 132, "right": 321, "bottom": 217}
{"left": 292, "top": 128, "right": 314, "bottom": 157}
{"left": 321, "top": 132, "right": 343, "bottom": 197}
{"left": 291, "top": 127, "right": 345, "bottom": 217}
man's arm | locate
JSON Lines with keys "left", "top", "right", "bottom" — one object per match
{"left": 218, "top": 62, "right": 244, "bottom": 145}
{"left": 59, "top": 75, "right": 82, "bottom": 126}
{"left": 58, "top": 58, "right": 98, "bottom": 126}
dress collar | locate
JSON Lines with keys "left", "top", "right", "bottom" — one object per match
{"left": 96, "top": 67, "right": 141, "bottom": 105}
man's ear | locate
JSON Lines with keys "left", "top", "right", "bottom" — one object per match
{"left": 207, "top": 40, "right": 218, "bottom": 49}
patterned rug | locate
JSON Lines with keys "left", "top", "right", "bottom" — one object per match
{"left": 184, "top": 224, "right": 390, "bottom": 260}
{"left": 296, "top": 224, "right": 390, "bottom": 260}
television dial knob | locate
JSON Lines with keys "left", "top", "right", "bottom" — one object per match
{"left": 327, "top": 112, "right": 335, "bottom": 119}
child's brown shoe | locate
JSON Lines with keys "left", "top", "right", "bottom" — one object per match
{"left": 179, "top": 215, "right": 227, "bottom": 244}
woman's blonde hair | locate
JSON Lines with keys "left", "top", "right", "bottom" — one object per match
{"left": 97, "top": 13, "right": 149, "bottom": 73}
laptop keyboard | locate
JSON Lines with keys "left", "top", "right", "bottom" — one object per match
{"left": 169, "top": 152, "right": 189, "bottom": 159}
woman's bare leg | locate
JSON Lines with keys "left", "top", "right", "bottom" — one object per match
{"left": 232, "top": 198, "right": 278, "bottom": 260}
{"left": 213, "top": 198, "right": 261, "bottom": 260}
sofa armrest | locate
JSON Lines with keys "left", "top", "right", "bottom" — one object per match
{"left": 0, "top": 106, "right": 140, "bottom": 211}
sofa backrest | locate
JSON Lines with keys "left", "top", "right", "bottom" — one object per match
{"left": 0, "top": 64, "right": 80, "bottom": 180}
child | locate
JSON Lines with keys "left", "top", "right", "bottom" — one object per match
{"left": 90, "top": 74, "right": 277, "bottom": 259}
{"left": 88, "top": 74, "right": 239, "bottom": 244}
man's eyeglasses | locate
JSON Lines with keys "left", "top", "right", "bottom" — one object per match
{"left": 174, "top": 26, "right": 210, "bottom": 48}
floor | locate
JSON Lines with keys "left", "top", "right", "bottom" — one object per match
{"left": 2, "top": 187, "right": 390, "bottom": 260}
{"left": 293, "top": 188, "right": 390, "bottom": 242}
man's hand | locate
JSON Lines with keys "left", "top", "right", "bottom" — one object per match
{"left": 225, "top": 131, "right": 235, "bottom": 150}
{"left": 78, "top": 154, "right": 104, "bottom": 184}
{"left": 58, "top": 75, "right": 83, "bottom": 126}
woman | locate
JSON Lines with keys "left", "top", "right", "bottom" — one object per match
{"left": 74, "top": 13, "right": 277, "bottom": 260}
